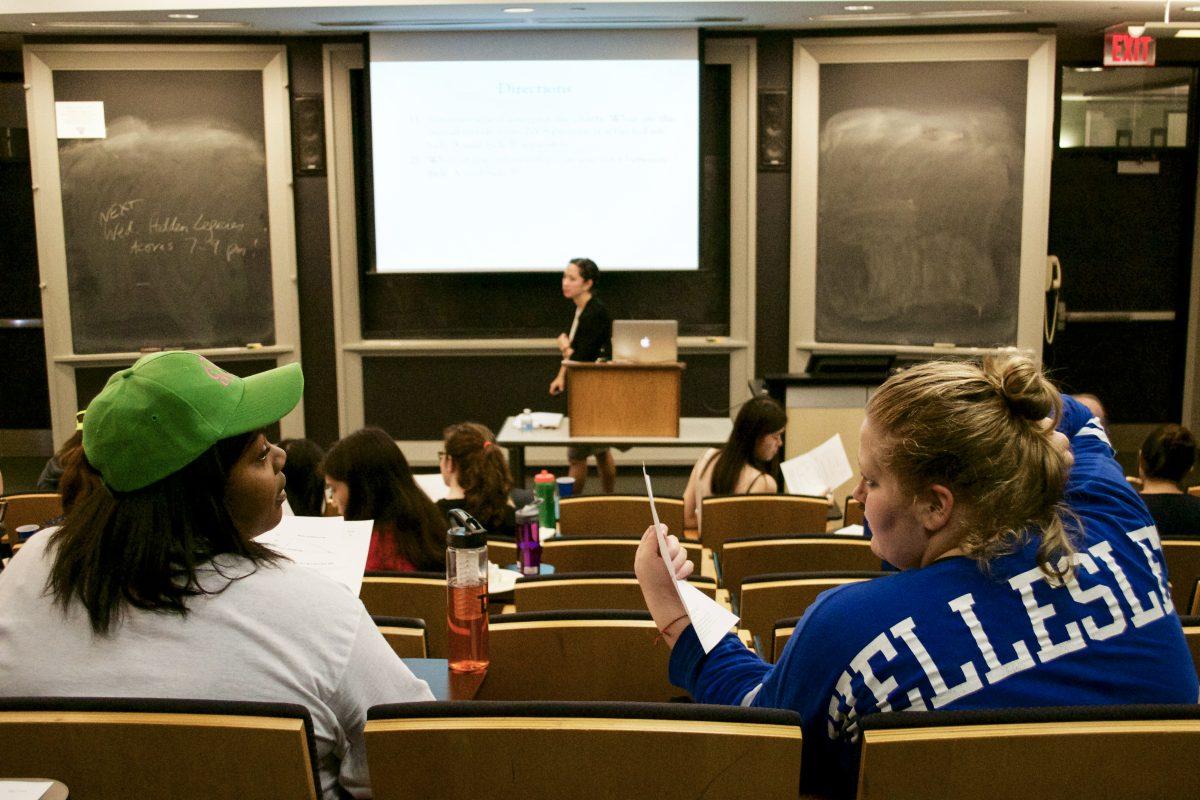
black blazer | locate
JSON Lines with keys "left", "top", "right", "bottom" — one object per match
{"left": 569, "top": 296, "right": 612, "bottom": 362}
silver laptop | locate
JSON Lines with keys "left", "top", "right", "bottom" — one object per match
{"left": 612, "top": 320, "right": 678, "bottom": 363}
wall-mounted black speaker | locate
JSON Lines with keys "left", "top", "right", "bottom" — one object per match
{"left": 757, "top": 90, "right": 789, "bottom": 172}
{"left": 291, "top": 93, "right": 326, "bottom": 176}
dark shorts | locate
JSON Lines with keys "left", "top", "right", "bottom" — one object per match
{"left": 567, "top": 444, "right": 611, "bottom": 461}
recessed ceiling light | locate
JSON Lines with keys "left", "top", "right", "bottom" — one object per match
{"left": 503, "top": 7, "right": 535, "bottom": 12}
{"left": 167, "top": 13, "right": 200, "bottom": 19}
{"left": 1186, "top": 6, "right": 1200, "bottom": 11}
{"left": 1175, "top": 28, "right": 1200, "bottom": 36}
{"left": 1073, "top": 67, "right": 1105, "bottom": 72}
{"left": 844, "top": 5, "right": 875, "bottom": 10}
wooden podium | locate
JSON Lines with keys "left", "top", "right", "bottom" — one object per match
{"left": 565, "top": 361, "right": 684, "bottom": 437}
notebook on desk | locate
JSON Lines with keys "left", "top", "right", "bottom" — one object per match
{"left": 612, "top": 319, "right": 678, "bottom": 363}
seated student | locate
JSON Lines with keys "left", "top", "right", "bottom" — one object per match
{"left": 438, "top": 422, "right": 517, "bottom": 537}
{"left": 278, "top": 437, "right": 327, "bottom": 516}
{"left": 0, "top": 352, "right": 433, "bottom": 800}
{"left": 683, "top": 395, "right": 785, "bottom": 531}
{"left": 323, "top": 427, "right": 447, "bottom": 572}
{"left": 1138, "top": 423, "right": 1200, "bottom": 537}
{"left": 637, "top": 356, "right": 1197, "bottom": 798}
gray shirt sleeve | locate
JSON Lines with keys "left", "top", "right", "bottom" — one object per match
{"left": 327, "top": 608, "right": 435, "bottom": 798}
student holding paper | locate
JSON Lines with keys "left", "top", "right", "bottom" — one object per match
{"left": 683, "top": 396, "right": 785, "bottom": 530}
{"left": 638, "top": 356, "right": 1197, "bottom": 797}
{"left": 0, "top": 352, "right": 433, "bottom": 800}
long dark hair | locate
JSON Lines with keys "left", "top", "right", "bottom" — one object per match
{"left": 322, "top": 427, "right": 446, "bottom": 571}
{"left": 1141, "top": 423, "right": 1197, "bottom": 484}
{"left": 47, "top": 430, "right": 282, "bottom": 635}
{"left": 710, "top": 396, "right": 787, "bottom": 495}
{"left": 279, "top": 438, "right": 326, "bottom": 516}
{"left": 443, "top": 422, "right": 513, "bottom": 532}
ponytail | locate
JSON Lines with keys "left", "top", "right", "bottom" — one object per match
{"left": 443, "top": 422, "right": 514, "bottom": 532}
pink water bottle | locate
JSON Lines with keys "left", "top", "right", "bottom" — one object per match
{"left": 445, "top": 509, "right": 489, "bottom": 674}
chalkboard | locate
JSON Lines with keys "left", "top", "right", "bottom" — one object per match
{"left": 54, "top": 70, "right": 274, "bottom": 354}
{"left": 815, "top": 60, "right": 1027, "bottom": 348}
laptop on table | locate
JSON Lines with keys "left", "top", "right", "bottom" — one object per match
{"left": 612, "top": 320, "right": 678, "bottom": 363}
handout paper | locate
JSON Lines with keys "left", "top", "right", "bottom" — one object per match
{"left": 780, "top": 434, "right": 854, "bottom": 497}
{"left": 0, "top": 781, "right": 54, "bottom": 800}
{"left": 55, "top": 101, "right": 106, "bottom": 139}
{"left": 414, "top": 472, "right": 450, "bottom": 502}
{"left": 255, "top": 516, "right": 374, "bottom": 595}
{"left": 643, "top": 465, "right": 738, "bottom": 652}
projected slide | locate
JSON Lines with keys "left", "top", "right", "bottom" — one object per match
{"left": 369, "top": 35, "right": 699, "bottom": 273}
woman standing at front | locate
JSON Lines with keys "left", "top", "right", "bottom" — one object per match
{"left": 548, "top": 257, "right": 615, "bottom": 494}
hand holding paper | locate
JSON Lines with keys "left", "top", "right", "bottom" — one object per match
{"left": 640, "top": 465, "right": 739, "bottom": 653}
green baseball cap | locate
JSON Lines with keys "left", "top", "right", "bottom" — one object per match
{"left": 83, "top": 351, "right": 304, "bottom": 492}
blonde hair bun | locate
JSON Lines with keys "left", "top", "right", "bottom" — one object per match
{"left": 983, "top": 355, "right": 1059, "bottom": 422}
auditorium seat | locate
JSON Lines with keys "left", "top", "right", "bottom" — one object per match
{"left": 477, "top": 610, "right": 682, "bottom": 701}
{"left": 718, "top": 534, "right": 879, "bottom": 610}
{"left": 700, "top": 494, "right": 829, "bottom": 550}
{"left": 1159, "top": 537, "right": 1200, "bottom": 613}
{"left": 0, "top": 697, "right": 320, "bottom": 800}
{"left": 0, "top": 492, "right": 62, "bottom": 546}
{"left": 513, "top": 571, "right": 715, "bottom": 613}
{"left": 365, "top": 700, "right": 803, "bottom": 799}
{"left": 541, "top": 535, "right": 702, "bottom": 574}
{"left": 371, "top": 615, "right": 428, "bottom": 659}
{"left": 488, "top": 535, "right": 518, "bottom": 567}
{"left": 856, "top": 705, "right": 1200, "bottom": 800}
{"left": 772, "top": 616, "right": 801, "bottom": 663}
{"left": 557, "top": 495, "right": 683, "bottom": 537}
{"left": 739, "top": 571, "right": 890, "bottom": 656}
{"left": 843, "top": 497, "right": 865, "bottom": 526}
{"left": 360, "top": 571, "right": 446, "bottom": 657}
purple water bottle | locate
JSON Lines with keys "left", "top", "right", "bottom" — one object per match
{"left": 515, "top": 502, "right": 542, "bottom": 576}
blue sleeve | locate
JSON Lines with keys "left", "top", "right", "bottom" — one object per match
{"left": 669, "top": 591, "right": 844, "bottom": 730}
{"left": 1058, "top": 394, "right": 1147, "bottom": 526}
{"left": 668, "top": 627, "right": 770, "bottom": 705}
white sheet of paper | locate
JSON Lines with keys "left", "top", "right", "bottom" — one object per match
{"left": 488, "top": 562, "right": 519, "bottom": 593}
{"left": 55, "top": 101, "right": 106, "bottom": 138}
{"left": 255, "top": 516, "right": 373, "bottom": 596}
{"left": 781, "top": 434, "right": 854, "bottom": 496}
{"left": 414, "top": 472, "right": 450, "bottom": 502}
{"left": 530, "top": 412, "right": 564, "bottom": 429}
{"left": 643, "top": 465, "right": 738, "bottom": 652}
{"left": 834, "top": 524, "right": 865, "bottom": 537}
{"left": 0, "top": 781, "right": 54, "bottom": 800}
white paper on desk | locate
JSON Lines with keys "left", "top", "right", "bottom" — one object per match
{"left": 0, "top": 781, "right": 54, "bottom": 800}
{"left": 55, "top": 101, "right": 106, "bottom": 138}
{"left": 643, "top": 465, "right": 738, "bottom": 652}
{"left": 256, "top": 516, "right": 373, "bottom": 595}
{"left": 781, "top": 434, "right": 853, "bottom": 497}
{"left": 530, "top": 412, "right": 564, "bottom": 429}
{"left": 414, "top": 472, "right": 450, "bottom": 502}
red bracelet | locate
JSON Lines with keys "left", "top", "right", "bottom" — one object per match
{"left": 653, "top": 613, "right": 690, "bottom": 644}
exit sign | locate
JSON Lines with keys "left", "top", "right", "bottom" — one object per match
{"left": 1105, "top": 31, "right": 1156, "bottom": 66}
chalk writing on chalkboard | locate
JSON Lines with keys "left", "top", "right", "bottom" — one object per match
{"left": 53, "top": 67, "right": 275, "bottom": 355}
{"left": 814, "top": 60, "right": 1027, "bottom": 349}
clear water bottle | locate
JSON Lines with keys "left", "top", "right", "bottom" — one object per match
{"left": 518, "top": 408, "right": 534, "bottom": 432}
{"left": 445, "top": 509, "right": 489, "bottom": 674}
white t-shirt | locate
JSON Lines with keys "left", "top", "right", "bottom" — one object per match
{"left": 0, "top": 530, "right": 433, "bottom": 799}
